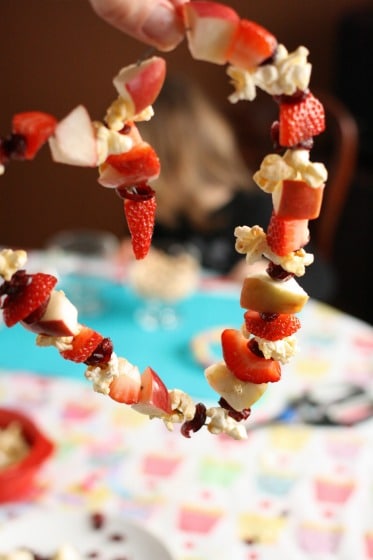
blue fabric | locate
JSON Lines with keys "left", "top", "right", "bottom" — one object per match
{"left": 0, "top": 276, "right": 242, "bottom": 401}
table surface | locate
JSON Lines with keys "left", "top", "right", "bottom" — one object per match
{"left": 1, "top": 255, "right": 373, "bottom": 559}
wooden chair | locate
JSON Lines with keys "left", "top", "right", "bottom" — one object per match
{"left": 313, "top": 91, "right": 359, "bottom": 261}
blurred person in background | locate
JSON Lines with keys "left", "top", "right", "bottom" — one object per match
{"left": 126, "top": 73, "right": 272, "bottom": 280}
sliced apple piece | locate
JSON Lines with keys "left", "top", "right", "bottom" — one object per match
{"left": 182, "top": 1, "right": 239, "bottom": 64}
{"left": 49, "top": 105, "right": 98, "bottom": 166}
{"left": 109, "top": 358, "right": 142, "bottom": 404}
{"left": 272, "top": 179, "right": 324, "bottom": 220}
{"left": 21, "top": 290, "right": 79, "bottom": 337}
{"left": 205, "top": 362, "right": 267, "bottom": 411}
{"left": 240, "top": 272, "right": 309, "bottom": 314}
{"left": 113, "top": 57, "right": 166, "bottom": 117}
{"left": 226, "top": 18, "right": 277, "bottom": 70}
{"left": 131, "top": 366, "right": 172, "bottom": 417}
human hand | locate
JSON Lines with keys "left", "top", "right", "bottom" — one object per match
{"left": 88, "top": 0, "right": 188, "bottom": 51}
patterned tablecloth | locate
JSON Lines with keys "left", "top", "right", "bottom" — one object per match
{"left": 1, "top": 290, "right": 373, "bottom": 559}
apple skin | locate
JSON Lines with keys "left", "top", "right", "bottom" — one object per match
{"left": 240, "top": 272, "right": 309, "bottom": 314}
{"left": 182, "top": 1, "right": 239, "bottom": 64}
{"left": 49, "top": 105, "right": 98, "bottom": 167}
{"left": 131, "top": 366, "right": 172, "bottom": 417}
{"left": 226, "top": 19, "right": 277, "bottom": 70}
{"left": 113, "top": 57, "right": 166, "bottom": 116}
{"left": 272, "top": 179, "right": 325, "bottom": 220}
{"left": 109, "top": 359, "right": 142, "bottom": 404}
{"left": 21, "top": 290, "right": 79, "bottom": 337}
{"left": 205, "top": 362, "right": 267, "bottom": 411}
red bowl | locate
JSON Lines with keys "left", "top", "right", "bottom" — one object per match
{"left": 0, "top": 408, "right": 54, "bottom": 503}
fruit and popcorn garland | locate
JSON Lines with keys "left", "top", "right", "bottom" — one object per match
{"left": 0, "top": 1, "right": 327, "bottom": 439}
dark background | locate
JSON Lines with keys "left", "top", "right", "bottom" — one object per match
{"left": 0, "top": 0, "right": 372, "bottom": 324}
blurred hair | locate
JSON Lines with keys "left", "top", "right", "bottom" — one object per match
{"left": 138, "top": 74, "right": 254, "bottom": 228}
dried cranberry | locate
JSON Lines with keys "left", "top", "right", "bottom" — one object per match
{"left": 90, "top": 511, "right": 105, "bottom": 530}
{"left": 273, "top": 89, "right": 308, "bottom": 104}
{"left": 85, "top": 338, "right": 113, "bottom": 366}
{"left": 116, "top": 182, "right": 155, "bottom": 201}
{"left": 0, "top": 133, "right": 27, "bottom": 162}
{"left": 270, "top": 121, "right": 282, "bottom": 152}
{"left": 259, "top": 312, "right": 279, "bottom": 322}
{"left": 0, "top": 270, "right": 31, "bottom": 302}
{"left": 119, "top": 122, "right": 132, "bottom": 134}
{"left": 248, "top": 338, "right": 264, "bottom": 358}
{"left": 218, "top": 397, "right": 251, "bottom": 422}
{"left": 181, "top": 403, "right": 207, "bottom": 438}
{"left": 109, "top": 533, "right": 125, "bottom": 542}
{"left": 266, "top": 261, "right": 294, "bottom": 282}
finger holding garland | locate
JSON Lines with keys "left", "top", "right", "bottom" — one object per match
{"left": 0, "top": 1, "right": 327, "bottom": 440}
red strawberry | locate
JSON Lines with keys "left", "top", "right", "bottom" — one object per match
{"left": 266, "top": 211, "right": 309, "bottom": 256}
{"left": 103, "top": 142, "right": 160, "bottom": 188}
{"left": 227, "top": 18, "right": 277, "bottom": 70}
{"left": 120, "top": 183, "right": 157, "bottom": 259}
{"left": 221, "top": 328, "right": 281, "bottom": 384}
{"left": 60, "top": 325, "right": 104, "bottom": 363}
{"left": 244, "top": 310, "right": 301, "bottom": 341}
{"left": 12, "top": 111, "right": 57, "bottom": 159}
{"left": 278, "top": 91, "right": 325, "bottom": 147}
{"left": 1, "top": 271, "right": 57, "bottom": 327}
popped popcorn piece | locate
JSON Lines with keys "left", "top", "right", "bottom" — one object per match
{"left": 253, "top": 153, "right": 296, "bottom": 193}
{"left": 105, "top": 96, "right": 132, "bottom": 131}
{"left": 36, "top": 333, "right": 74, "bottom": 352}
{"left": 256, "top": 335, "right": 298, "bottom": 364}
{"left": 283, "top": 149, "right": 328, "bottom": 187}
{"left": 105, "top": 97, "right": 154, "bottom": 131}
{"left": 253, "top": 149, "right": 327, "bottom": 194}
{"left": 270, "top": 45, "right": 312, "bottom": 96}
{"left": 227, "top": 65, "right": 257, "bottom": 102}
{"left": 132, "top": 105, "right": 154, "bottom": 122}
{"left": 93, "top": 121, "right": 133, "bottom": 164}
{"left": 0, "top": 249, "right": 27, "bottom": 281}
{"left": 0, "top": 163, "right": 5, "bottom": 175}
{"left": 228, "top": 44, "right": 312, "bottom": 103}
{"left": 234, "top": 225, "right": 267, "bottom": 262}
{"left": 162, "top": 389, "right": 196, "bottom": 430}
{"left": 206, "top": 407, "right": 247, "bottom": 440}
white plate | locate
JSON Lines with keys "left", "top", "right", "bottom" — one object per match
{"left": 0, "top": 509, "right": 174, "bottom": 560}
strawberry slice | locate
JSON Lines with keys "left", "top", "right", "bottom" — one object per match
{"left": 60, "top": 325, "right": 104, "bottom": 363}
{"left": 244, "top": 310, "right": 301, "bottom": 341}
{"left": 100, "top": 142, "right": 160, "bottom": 188}
{"left": 1, "top": 271, "right": 57, "bottom": 327}
{"left": 278, "top": 91, "right": 325, "bottom": 147}
{"left": 227, "top": 18, "right": 277, "bottom": 70}
{"left": 12, "top": 111, "right": 57, "bottom": 159}
{"left": 266, "top": 211, "right": 309, "bottom": 256}
{"left": 120, "top": 183, "right": 157, "bottom": 260}
{"left": 221, "top": 328, "right": 281, "bottom": 384}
